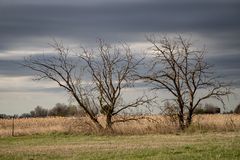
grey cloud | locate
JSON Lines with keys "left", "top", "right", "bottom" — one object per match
{"left": 0, "top": 59, "right": 28, "bottom": 76}
{"left": 1, "top": 1, "right": 239, "bottom": 32}
{"left": 206, "top": 54, "right": 240, "bottom": 86}
{"left": 0, "top": 0, "right": 240, "bottom": 52}
{"left": 208, "top": 54, "right": 240, "bottom": 70}
{"left": 0, "top": 86, "right": 64, "bottom": 93}
{"left": 1, "top": 52, "right": 239, "bottom": 84}
{"left": 0, "top": 0, "right": 239, "bottom": 86}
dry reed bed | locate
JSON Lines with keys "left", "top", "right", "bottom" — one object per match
{"left": 0, "top": 114, "right": 240, "bottom": 136}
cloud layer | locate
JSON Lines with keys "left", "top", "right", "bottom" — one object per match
{"left": 0, "top": 0, "right": 240, "bottom": 52}
{"left": 0, "top": 0, "right": 240, "bottom": 114}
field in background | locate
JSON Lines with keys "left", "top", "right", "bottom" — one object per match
{"left": 0, "top": 132, "right": 239, "bottom": 160}
{"left": 1, "top": 114, "right": 240, "bottom": 136}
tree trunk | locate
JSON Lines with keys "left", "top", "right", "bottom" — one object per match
{"left": 186, "top": 110, "right": 193, "bottom": 128}
{"left": 105, "top": 114, "right": 114, "bottom": 133}
{"left": 178, "top": 111, "right": 185, "bottom": 130}
{"left": 71, "top": 91, "right": 104, "bottom": 130}
{"left": 177, "top": 100, "right": 186, "bottom": 130}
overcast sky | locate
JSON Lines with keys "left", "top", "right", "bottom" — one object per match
{"left": 0, "top": 0, "right": 240, "bottom": 114}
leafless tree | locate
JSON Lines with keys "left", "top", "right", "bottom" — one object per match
{"left": 24, "top": 39, "right": 153, "bottom": 132}
{"left": 23, "top": 41, "right": 104, "bottom": 130}
{"left": 80, "top": 39, "right": 153, "bottom": 131}
{"left": 139, "top": 35, "right": 231, "bottom": 130}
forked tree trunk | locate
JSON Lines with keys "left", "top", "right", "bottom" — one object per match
{"left": 105, "top": 114, "right": 114, "bottom": 132}
{"left": 178, "top": 103, "right": 186, "bottom": 130}
{"left": 178, "top": 112, "right": 185, "bottom": 130}
{"left": 186, "top": 109, "right": 193, "bottom": 128}
{"left": 72, "top": 91, "right": 104, "bottom": 130}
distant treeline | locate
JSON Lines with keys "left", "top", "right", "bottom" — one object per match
{"left": 194, "top": 103, "right": 221, "bottom": 114}
{"left": 194, "top": 103, "right": 240, "bottom": 115}
{"left": 0, "top": 103, "right": 86, "bottom": 119}
{"left": 1, "top": 103, "right": 240, "bottom": 119}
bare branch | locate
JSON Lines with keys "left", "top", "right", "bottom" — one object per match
{"left": 140, "top": 34, "right": 231, "bottom": 130}
{"left": 23, "top": 40, "right": 103, "bottom": 130}
{"left": 79, "top": 40, "right": 154, "bottom": 130}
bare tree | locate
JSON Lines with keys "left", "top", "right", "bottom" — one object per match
{"left": 80, "top": 39, "right": 153, "bottom": 131}
{"left": 23, "top": 41, "right": 104, "bottom": 130}
{"left": 139, "top": 35, "right": 231, "bottom": 130}
{"left": 24, "top": 39, "right": 153, "bottom": 132}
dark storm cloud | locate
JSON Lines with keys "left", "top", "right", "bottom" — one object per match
{"left": 1, "top": 1, "right": 239, "bottom": 33}
{"left": 0, "top": 0, "right": 240, "bottom": 84}
{"left": 0, "top": 0, "right": 240, "bottom": 52}
{"left": 208, "top": 54, "right": 240, "bottom": 70}
{"left": 0, "top": 86, "right": 63, "bottom": 93}
{"left": 1, "top": 51, "right": 239, "bottom": 84}
{"left": 0, "top": 59, "right": 27, "bottom": 76}
{"left": 207, "top": 54, "right": 240, "bottom": 85}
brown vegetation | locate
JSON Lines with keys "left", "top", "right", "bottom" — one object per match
{"left": 1, "top": 114, "right": 240, "bottom": 137}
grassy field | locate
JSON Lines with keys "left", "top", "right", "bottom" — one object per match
{"left": 1, "top": 115, "right": 240, "bottom": 159}
{"left": 1, "top": 114, "right": 240, "bottom": 136}
{"left": 0, "top": 132, "right": 239, "bottom": 160}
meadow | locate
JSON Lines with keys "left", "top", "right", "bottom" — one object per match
{"left": 1, "top": 114, "right": 240, "bottom": 159}
{"left": 0, "top": 132, "right": 239, "bottom": 159}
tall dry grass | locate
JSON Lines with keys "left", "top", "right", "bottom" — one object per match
{"left": 0, "top": 114, "right": 240, "bottom": 136}
{"left": 0, "top": 117, "right": 72, "bottom": 136}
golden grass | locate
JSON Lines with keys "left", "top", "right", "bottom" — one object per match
{"left": 0, "top": 117, "right": 72, "bottom": 136}
{"left": 0, "top": 114, "right": 240, "bottom": 136}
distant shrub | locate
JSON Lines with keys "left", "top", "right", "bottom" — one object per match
{"left": 48, "top": 103, "right": 86, "bottom": 117}
{"left": 0, "top": 114, "right": 11, "bottom": 119}
{"left": 48, "top": 103, "right": 68, "bottom": 117}
{"left": 7, "top": 103, "right": 87, "bottom": 118}
{"left": 19, "top": 113, "right": 32, "bottom": 118}
{"left": 30, "top": 106, "right": 48, "bottom": 117}
{"left": 194, "top": 108, "right": 205, "bottom": 114}
{"left": 194, "top": 103, "right": 220, "bottom": 114}
{"left": 223, "top": 110, "right": 234, "bottom": 114}
{"left": 234, "top": 104, "right": 240, "bottom": 114}
{"left": 204, "top": 104, "right": 220, "bottom": 114}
